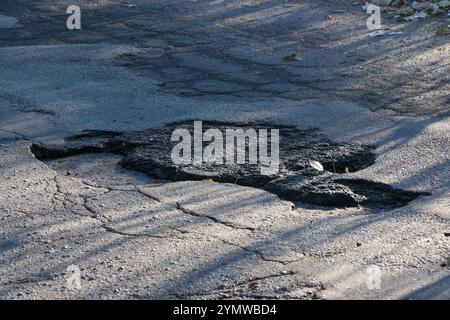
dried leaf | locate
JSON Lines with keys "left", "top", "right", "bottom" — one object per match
{"left": 309, "top": 160, "right": 324, "bottom": 172}
{"left": 282, "top": 53, "right": 302, "bottom": 62}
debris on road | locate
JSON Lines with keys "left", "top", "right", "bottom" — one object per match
{"left": 309, "top": 160, "right": 324, "bottom": 172}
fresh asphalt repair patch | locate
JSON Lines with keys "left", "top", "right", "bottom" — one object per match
{"left": 30, "top": 120, "right": 428, "bottom": 209}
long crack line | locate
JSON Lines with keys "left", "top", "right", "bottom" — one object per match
{"left": 175, "top": 202, "right": 256, "bottom": 232}
{"left": 137, "top": 187, "right": 257, "bottom": 231}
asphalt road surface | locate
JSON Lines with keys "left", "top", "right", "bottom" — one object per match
{"left": 0, "top": 0, "right": 449, "bottom": 299}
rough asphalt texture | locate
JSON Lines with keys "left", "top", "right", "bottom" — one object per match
{"left": 0, "top": 0, "right": 449, "bottom": 299}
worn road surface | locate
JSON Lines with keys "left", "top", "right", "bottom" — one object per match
{"left": 0, "top": 0, "right": 449, "bottom": 299}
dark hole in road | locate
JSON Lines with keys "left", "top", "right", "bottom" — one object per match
{"left": 30, "top": 121, "right": 428, "bottom": 209}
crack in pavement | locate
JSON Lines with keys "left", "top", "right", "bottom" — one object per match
{"left": 0, "top": 129, "right": 33, "bottom": 143}
{"left": 169, "top": 270, "right": 324, "bottom": 300}
{"left": 220, "top": 240, "right": 300, "bottom": 265}
{"left": 49, "top": 175, "right": 202, "bottom": 240}
{"left": 175, "top": 202, "right": 256, "bottom": 232}
{"left": 136, "top": 187, "right": 257, "bottom": 231}
{"left": 0, "top": 273, "right": 57, "bottom": 287}
{"left": 50, "top": 173, "right": 300, "bottom": 265}
{"left": 1, "top": 93, "right": 57, "bottom": 117}
{"left": 46, "top": 163, "right": 350, "bottom": 266}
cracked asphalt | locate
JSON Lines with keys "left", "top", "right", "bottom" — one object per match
{"left": 0, "top": 0, "right": 449, "bottom": 299}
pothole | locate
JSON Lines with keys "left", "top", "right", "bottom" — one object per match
{"left": 30, "top": 121, "right": 428, "bottom": 209}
